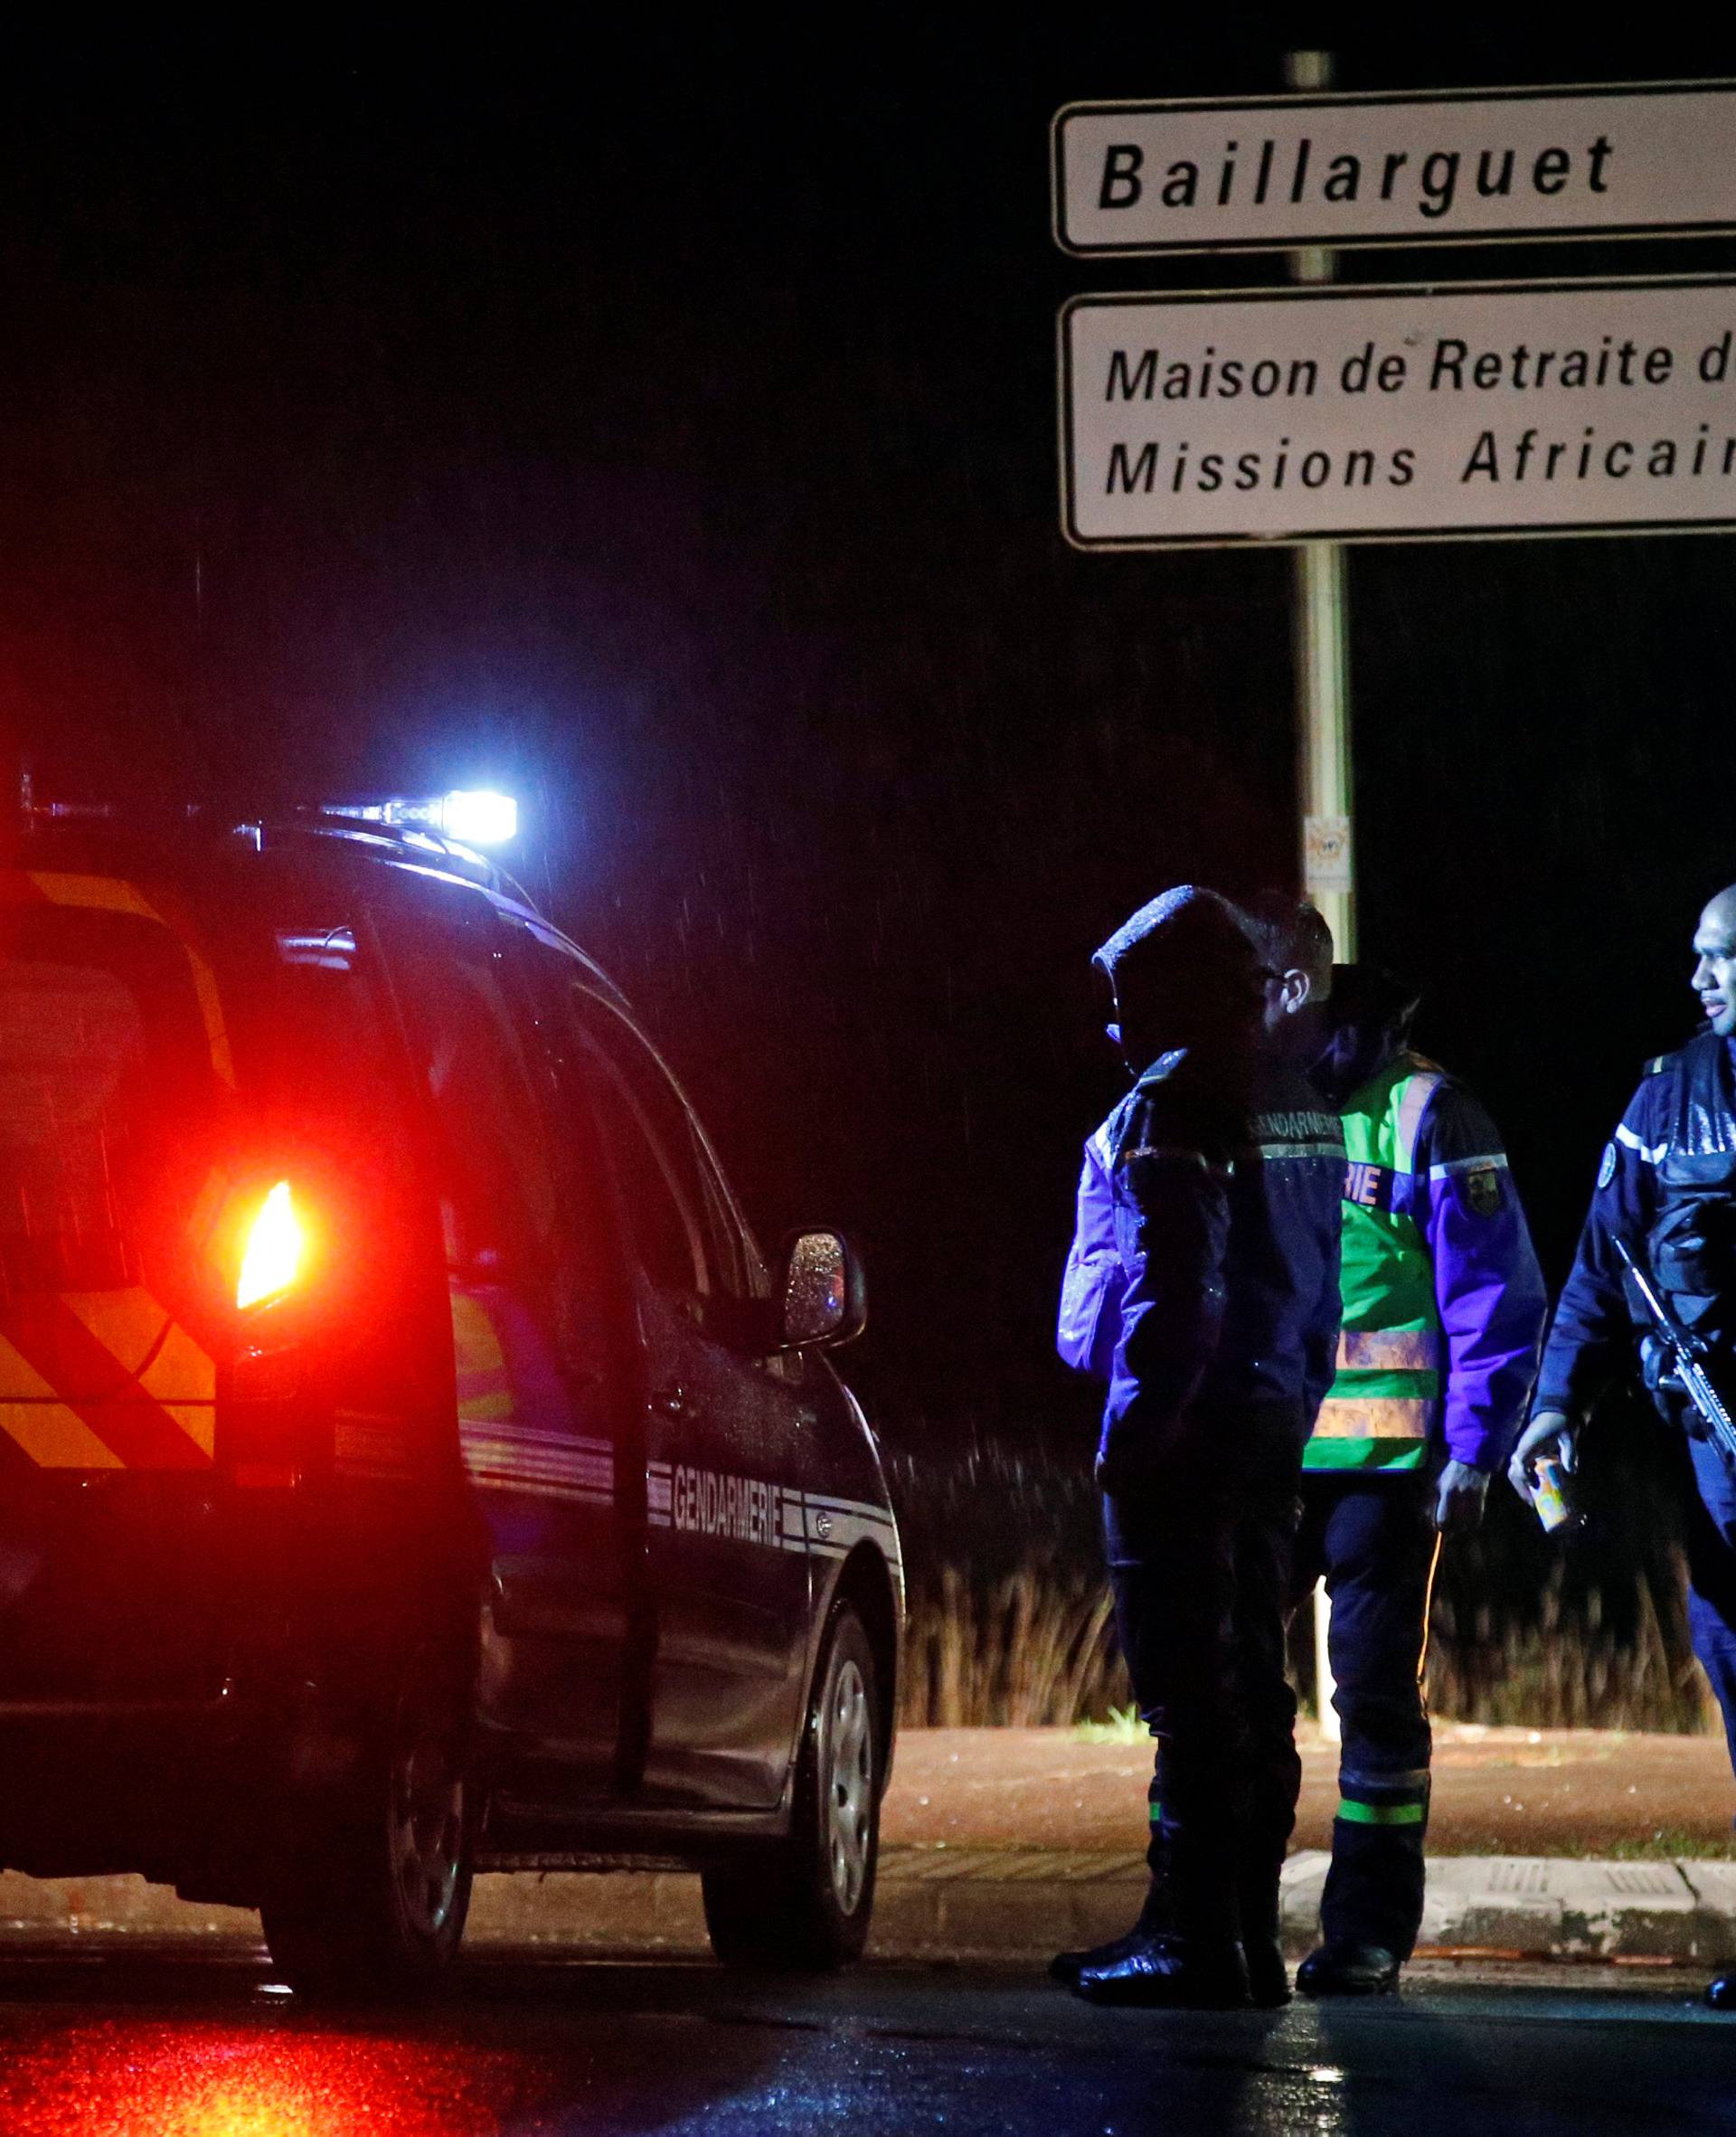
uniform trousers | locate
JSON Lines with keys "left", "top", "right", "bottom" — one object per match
{"left": 1292, "top": 1471, "right": 1439, "bottom": 1960}
{"left": 1683, "top": 1433, "right": 1736, "bottom": 1784}
{"left": 1103, "top": 1445, "right": 1303, "bottom": 1949}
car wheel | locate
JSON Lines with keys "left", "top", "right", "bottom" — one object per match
{"left": 260, "top": 1655, "right": 475, "bottom": 1998}
{"left": 702, "top": 1602, "right": 881, "bottom": 1972}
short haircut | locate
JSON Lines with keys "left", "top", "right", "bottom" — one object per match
{"left": 1239, "top": 892, "right": 1335, "bottom": 995}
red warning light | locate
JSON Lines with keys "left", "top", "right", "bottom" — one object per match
{"left": 236, "top": 1181, "right": 303, "bottom": 1310}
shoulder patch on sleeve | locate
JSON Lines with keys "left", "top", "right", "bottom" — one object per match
{"left": 1465, "top": 1163, "right": 1503, "bottom": 1216}
{"left": 1643, "top": 1054, "right": 1668, "bottom": 1076}
{"left": 1598, "top": 1141, "right": 1617, "bottom": 1189}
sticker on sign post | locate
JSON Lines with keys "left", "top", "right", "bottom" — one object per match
{"left": 1304, "top": 816, "right": 1353, "bottom": 895}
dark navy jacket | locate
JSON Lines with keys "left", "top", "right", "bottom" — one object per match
{"left": 1066, "top": 1046, "right": 1344, "bottom": 1474}
{"left": 1535, "top": 1033, "right": 1736, "bottom": 1418}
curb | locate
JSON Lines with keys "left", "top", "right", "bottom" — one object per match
{"left": 5, "top": 1849, "right": 1736, "bottom": 1965}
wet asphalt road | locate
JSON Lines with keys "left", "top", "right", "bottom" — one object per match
{"left": 0, "top": 1946, "right": 1731, "bottom": 2134}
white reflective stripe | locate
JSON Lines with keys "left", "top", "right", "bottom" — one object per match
{"left": 801, "top": 1507, "right": 896, "bottom": 1555}
{"left": 1122, "top": 1144, "right": 1211, "bottom": 1168}
{"left": 460, "top": 1419, "right": 615, "bottom": 1501}
{"left": 1393, "top": 1072, "right": 1443, "bottom": 1173}
{"left": 469, "top": 1475, "right": 612, "bottom": 1504}
{"left": 1614, "top": 1122, "right": 1668, "bottom": 1165}
{"left": 1260, "top": 1139, "right": 1340, "bottom": 1161}
{"left": 801, "top": 1489, "right": 901, "bottom": 1546}
{"left": 1428, "top": 1152, "right": 1509, "bottom": 1182}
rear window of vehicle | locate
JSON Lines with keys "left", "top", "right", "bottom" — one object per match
{"left": 0, "top": 895, "right": 221, "bottom": 1295}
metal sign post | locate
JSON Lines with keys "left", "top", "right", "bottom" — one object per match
{"left": 1287, "top": 48, "right": 1346, "bottom": 1745}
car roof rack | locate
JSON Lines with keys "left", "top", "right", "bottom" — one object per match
{"left": 263, "top": 810, "right": 541, "bottom": 911}
{"left": 9, "top": 775, "right": 539, "bottom": 915}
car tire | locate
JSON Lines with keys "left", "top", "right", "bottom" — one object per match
{"left": 702, "top": 1602, "right": 881, "bottom": 1972}
{"left": 259, "top": 1653, "right": 475, "bottom": 1998}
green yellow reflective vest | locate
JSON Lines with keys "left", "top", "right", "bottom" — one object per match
{"left": 1305, "top": 1053, "right": 1443, "bottom": 1473}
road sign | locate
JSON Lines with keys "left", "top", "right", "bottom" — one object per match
{"left": 1061, "top": 274, "right": 1736, "bottom": 549}
{"left": 1054, "top": 82, "right": 1736, "bottom": 257}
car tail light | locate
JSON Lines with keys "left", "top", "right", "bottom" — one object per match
{"left": 237, "top": 1181, "right": 303, "bottom": 1310}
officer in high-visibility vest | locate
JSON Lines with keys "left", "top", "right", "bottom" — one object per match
{"left": 1244, "top": 900, "right": 1548, "bottom": 1998}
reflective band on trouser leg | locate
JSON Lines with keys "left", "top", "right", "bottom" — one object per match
{"left": 1336, "top": 1800, "right": 1426, "bottom": 1826}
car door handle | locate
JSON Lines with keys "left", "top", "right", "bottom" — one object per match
{"left": 648, "top": 1386, "right": 689, "bottom": 1420}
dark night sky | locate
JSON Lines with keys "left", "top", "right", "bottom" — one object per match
{"left": 5, "top": 19, "right": 1736, "bottom": 1449}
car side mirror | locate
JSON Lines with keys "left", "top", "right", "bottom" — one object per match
{"left": 779, "top": 1229, "right": 866, "bottom": 1350}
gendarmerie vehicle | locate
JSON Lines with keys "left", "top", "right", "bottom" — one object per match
{"left": 0, "top": 796, "right": 900, "bottom": 1992}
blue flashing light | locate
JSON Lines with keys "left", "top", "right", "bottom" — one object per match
{"left": 325, "top": 790, "right": 520, "bottom": 847}
{"left": 438, "top": 790, "right": 518, "bottom": 846}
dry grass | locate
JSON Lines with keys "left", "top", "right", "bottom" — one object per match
{"left": 888, "top": 1431, "right": 1718, "bottom": 1735}
{"left": 1425, "top": 1550, "right": 1715, "bottom": 1735}
{"left": 899, "top": 1563, "right": 1121, "bottom": 1728}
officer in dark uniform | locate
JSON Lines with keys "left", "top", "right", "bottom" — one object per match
{"left": 1511, "top": 883, "right": 1736, "bottom": 2009}
{"left": 1051, "top": 887, "right": 1344, "bottom": 2008}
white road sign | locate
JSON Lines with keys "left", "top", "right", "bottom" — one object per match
{"left": 1061, "top": 277, "right": 1736, "bottom": 549}
{"left": 1054, "top": 82, "right": 1736, "bottom": 256}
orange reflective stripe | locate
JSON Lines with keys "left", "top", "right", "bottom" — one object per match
{"left": 140, "top": 1319, "right": 218, "bottom": 1406}
{"left": 0, "top": 1295, "right": 212, "bottom": 1469}
{"left": 61, "top": 1291, "right": 217, "bottom": 1401}
{"left": 153, "top": 1404, "right": 216, "bottom": 1459}
{"left": 57, "top": 1291, "right": 217, "bottom": 1461}
{"left": 1312, "top": 1396, "right": 1432, "bottom": 1441}
{"left": 18, "top": 870, "right": 235, "bottom": 1086}
{"left": 451, "top": 1292, "right": 513, "bottom": 1424}
{"left": 0, "top": 1336, "right": 125, "bottom": 1468}
{"left": 61, "top": 1287, "right": 167, "bottom": 1374}
{"left": 0, "top": 1404, "right": 127, "bottom": 1468}
{"left": 1335, "top": 1328, "right": 1441, "bottom": 1372}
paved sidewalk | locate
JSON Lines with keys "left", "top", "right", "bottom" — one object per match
{"left": 3, "top": 1725, "right": 1734, "bottom": 1965}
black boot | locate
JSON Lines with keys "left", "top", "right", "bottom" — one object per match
{"left": 1238, "top": 1868, "right": 1291, "bottom": 2009}
{"left": 1075, "top": 1932, "right": 1250, "bottom": 2009}
{"left": 1074, "top": 1857, "right": 1250, "bottom": 2009}
{"left": 1051, "top": 1885, "right": 1165, "bottom": 1986}
{"left": 1296, "top": 1941, "right": 1401, "bottom": 1997}
{"left": 1050, "top": 1925, "right": 1151, "bottom": 1987}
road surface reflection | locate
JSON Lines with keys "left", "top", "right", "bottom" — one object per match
{"left": 0, "top": 2015, "right": 562, "bottom": 2135}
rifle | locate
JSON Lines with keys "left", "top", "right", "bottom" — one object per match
{"left": 1614, "top": 1235, "right": 1736, "bottom": 1474}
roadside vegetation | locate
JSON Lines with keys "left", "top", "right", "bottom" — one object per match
{"left": 889, "top": 1418, "right": 1715, "bottom": 1735}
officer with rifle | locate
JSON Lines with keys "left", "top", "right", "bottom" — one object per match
{"left": 1511, "top": 883, "right": 1736, "bottom": 2009}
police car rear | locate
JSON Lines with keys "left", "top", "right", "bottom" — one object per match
{"left": 0, "top": 807, "right": 901, "bottom": 1991}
